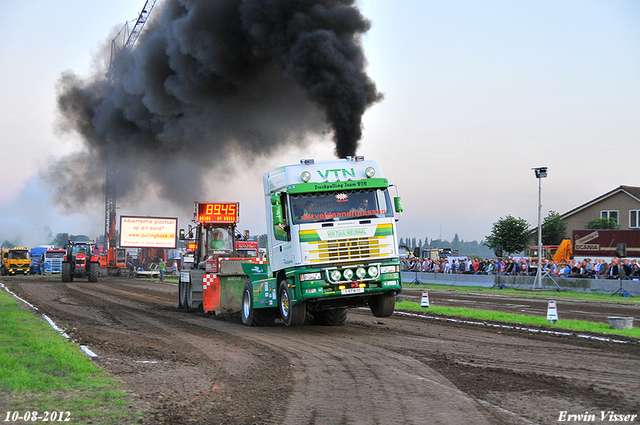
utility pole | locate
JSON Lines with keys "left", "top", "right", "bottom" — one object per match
{"left": 532, "top": 167, "right": 547, "bottom": 289}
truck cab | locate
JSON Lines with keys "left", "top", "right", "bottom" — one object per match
{"left": 44, "top": 248, "right": 66, "bottom": 274}
{"left": 242, "top": 157, "right": 403, "bottom": 326}
{"left": 235, "top": 240, "right": 259, "bottom": 258}
{"left": 29, "top": 246, "right": 49, "bottom": 274}
{"left": 1, "top": 247, "right": 30, "bottom": 276}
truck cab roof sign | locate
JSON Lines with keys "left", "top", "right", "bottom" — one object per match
{"left": 287, "top": 178, "right": 389, "bottom": 194}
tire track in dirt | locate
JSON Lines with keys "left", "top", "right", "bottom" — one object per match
{"left": 231, "top": 325, "right": 499, "bottom": 424}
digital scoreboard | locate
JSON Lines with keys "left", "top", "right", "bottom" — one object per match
{"left": 196, "top": 202, "right": 239, "bottom": 223}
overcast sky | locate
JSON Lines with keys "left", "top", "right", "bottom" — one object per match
{"left": 1, "top": 0, "right": 638, "bottom": 248}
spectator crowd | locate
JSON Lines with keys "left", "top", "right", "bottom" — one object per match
{"left": 401, "top": 256, "right": 640, "bottom": 279}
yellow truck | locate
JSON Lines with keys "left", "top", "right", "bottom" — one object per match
{"left": 1, "top": 247, "right": 31, "bottom": 276}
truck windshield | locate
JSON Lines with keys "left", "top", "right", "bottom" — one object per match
{"left": 9, "top": 251, "right": 29, "bottom": 260}
{"left": 290, "top": 188, "right": 394, "bottom": 225}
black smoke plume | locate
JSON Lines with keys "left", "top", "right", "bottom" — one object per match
{"left": 50, "top": 0, "right": 382, "bottom": 210}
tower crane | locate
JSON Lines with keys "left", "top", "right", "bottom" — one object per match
{"left": 102, "top": 0, "right": 159, "bottom": 273}
{"left": 106, "top": 0, "right": 159, "bottom": 83}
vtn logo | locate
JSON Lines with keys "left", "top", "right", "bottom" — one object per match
{"left": 317, "top": 168, "right": 356, "bottom": 180}
{"left": 251, "top": 266, "right": 267, "bottom": 275}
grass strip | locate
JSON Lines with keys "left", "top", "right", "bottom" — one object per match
{"left": 409, "top": 282, "right": 640, "bottom": 304}
{"left": 396, "top": 301, "right": 640, "bottom": 339}
{"left": 0, "top": 290, "right": 140, "bottom": 424}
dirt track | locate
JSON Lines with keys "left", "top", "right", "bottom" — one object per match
{"left": 2, "top": 275, "right": 640, "bottom": 424}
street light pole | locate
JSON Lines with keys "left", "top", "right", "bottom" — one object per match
{"left": 532, "top": 167, "right": 547, "bottom": 289}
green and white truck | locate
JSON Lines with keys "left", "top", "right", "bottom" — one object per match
{"left": 241, "top": 157, "right": 403, "bottom": 326}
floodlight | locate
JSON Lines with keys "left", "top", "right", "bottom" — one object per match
{"left": 532, "top": 167, "right": 547, "bottom": 179}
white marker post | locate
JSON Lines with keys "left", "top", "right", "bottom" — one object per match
{"left": 421, "top": 291, "right": 430, "bottom": 308}
{"left": 546, "top": 300, "right": 558, "bottom": 323}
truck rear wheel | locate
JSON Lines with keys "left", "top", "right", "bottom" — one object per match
{"left": 313, "top": 308, "right": 348, "bottom": 326}
{"left": 242, "top": 280, "right": 276, "bottom": 326}
{"left": 369, "top": 292, "right": 396, "bottom": 317}
{"left": 61, "top": 263, "right": 71, "bottom": 282}
{"left": 279, "top": 280, "right": 306, "bottom": 326}
{"left": 241, "top": 281, "right": 254, "bottom": 326}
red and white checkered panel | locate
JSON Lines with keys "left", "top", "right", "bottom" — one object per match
{"left": 203, "top": 273, "right": 216, "bottom": 290}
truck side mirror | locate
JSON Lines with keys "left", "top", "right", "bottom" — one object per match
{"left": 272, "top": 204, "right": 283, "bottom": 226}
{"left": 394, "top": 197, "right": 403, "bottom": 213}
{"left": 270, "top": 193, "right": 283, "bottom": 225}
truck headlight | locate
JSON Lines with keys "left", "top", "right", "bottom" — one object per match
{"left": 368, "top": 266, "right": 379, "bottom": 278}
{"left": 380, "top": 265, "right": 398, "bottom": 274}
{"left": 343, "top": 269, "right": 354, "bottom": 280}
{"left": 301, "top": 272, "right": 322, "bottom": 281}
{"left": 330, "top": 269, "right": 342, "bottom": 282}
{"left": 356, "top": 267, "right": 367, "bottom": 279}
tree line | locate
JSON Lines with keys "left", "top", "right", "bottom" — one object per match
{"left": 483, "top": 211, "right": 619, "bottom": 257}
{"left": 401, "top": 211, "right": 619, "bottom": 259}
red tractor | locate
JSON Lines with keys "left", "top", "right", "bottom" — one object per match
{"left": 62, "top": 240, "right": 100, "bottom": 282}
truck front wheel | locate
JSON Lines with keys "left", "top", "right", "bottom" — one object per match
{"left": 369, "top": 292, "right": 396, "bottom": 317}
{"left": 279, "top": 280, "right": 305, "bottom": 326}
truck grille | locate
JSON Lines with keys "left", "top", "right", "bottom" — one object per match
{"left": 306, "top": 235, "right": 395, "bottom": 263}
